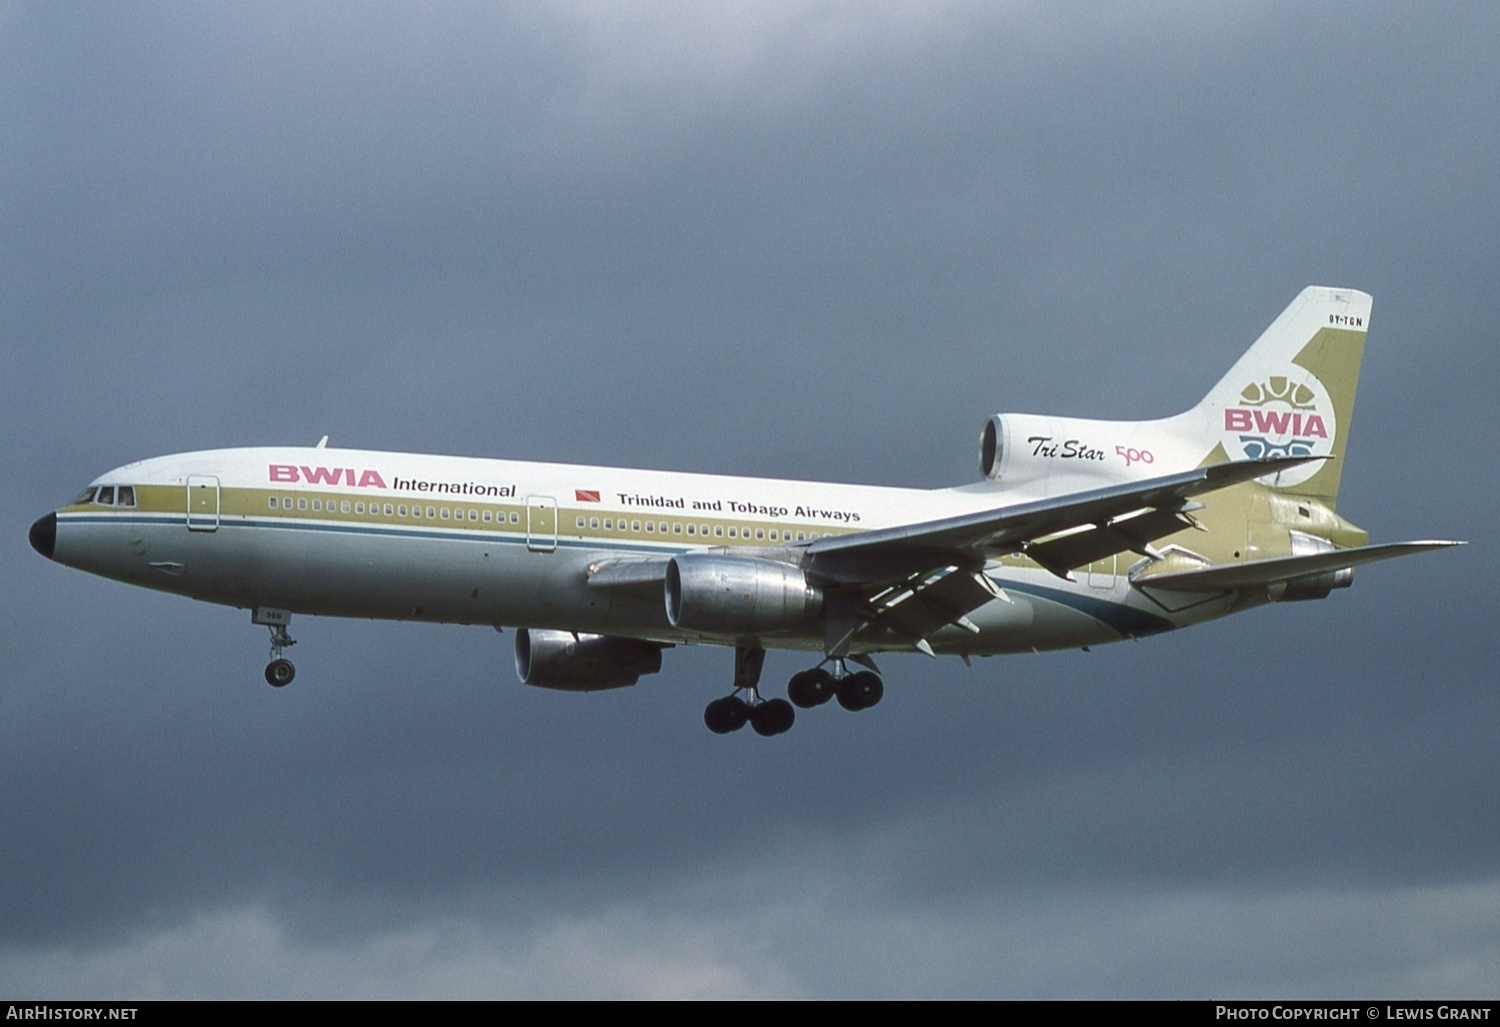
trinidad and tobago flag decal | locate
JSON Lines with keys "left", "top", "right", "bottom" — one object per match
{"left": 575, "top": 490, "right": 601, "bottom": 503}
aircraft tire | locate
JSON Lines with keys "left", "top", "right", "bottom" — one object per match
{"left": 750, "top": 698, "right": 795, "bottom": 736}
{"left": 788, "top": 668, "right": 835, "bottom": 708}
{"left": 265, "top": 658, "right": 296, "bottom": 688}
{"left": 836, "top": 671, "right": 883, "bottom": 711}
{"left": 704, "top": 696, "right": 749, "bottom": 734}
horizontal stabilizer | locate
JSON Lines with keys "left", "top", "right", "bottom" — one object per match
{"left": 1132, "top": 540, "right": 1464, "bottom": 593}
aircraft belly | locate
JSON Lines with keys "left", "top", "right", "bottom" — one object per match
{"left": 938, "top": 572, "right": 1183, "bottom": 655}
{"left": 243, "top": 530, "right": 612, "bottom": 625}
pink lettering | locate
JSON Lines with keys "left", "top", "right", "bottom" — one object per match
{"left": 271, "top": 464, "right": 386, "bottom": 488}
{"left": 1252, "top": 410, "right": 1293, "bottom": 435}
{"left": 1303, "top": 415, "right": 1328, "bottom": 439}
{"left": 299, "top": 466, "right": 345, "bottom": 486}
{"left": 1225, "top": 410, "right": 1252, "bottom": 431}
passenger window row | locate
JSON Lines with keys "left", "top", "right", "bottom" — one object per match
{"left": 259, "top": 494, "right": 825, "bottom": 541}
{"left": 265, "top": 495, "right": 522, "bottom": 525}
{"left": 569, "top": 514, "right": 817, "bottom": 542}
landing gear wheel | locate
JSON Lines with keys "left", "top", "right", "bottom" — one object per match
{"left": 788, "top": 668, "right": 836, "bottom": 708}
{"left": 750, "top": 697, "right": 795, "bottom": 736}
{"left": 836, "top": 670, "right": 883, "bottom": 711}
{"left": 704, "top": 695, "right": 750, "bottom": 734}
{"left": 265, "top": 658, "right": 296, "bottom": 688}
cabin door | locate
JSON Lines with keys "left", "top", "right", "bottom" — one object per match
{"left": 526, "top": 495, "right": 557, "bottom": 552}
{"left": 186, "top": 475, "right": 220, "bottom": 532}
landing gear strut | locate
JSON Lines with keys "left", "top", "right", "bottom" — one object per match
{"left": 703, "top": 645, "right": 794, "bottom": 737}
{"left": 255, "top": 608, "right": 297, "bottom": 687}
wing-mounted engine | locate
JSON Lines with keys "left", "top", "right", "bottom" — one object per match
{"left": 665, "top": 553, "right": 823, "bottom": 635}
{"left": 514, "top": 628, "right": 665, "bottom": 691}
{"left": 979, "top": 413, "right": 1195, "bottom": 493}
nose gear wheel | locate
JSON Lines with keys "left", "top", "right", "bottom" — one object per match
{"left": 263, "top": 622, "right": 297, "bottom": 688}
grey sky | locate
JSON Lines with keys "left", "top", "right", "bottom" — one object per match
{"left": 3, "top": 1, "right": 1496, "bottom": 998}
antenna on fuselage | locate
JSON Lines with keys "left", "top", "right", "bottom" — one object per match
{"left": 315, "top": 435, "right": 329, "bottom": 449}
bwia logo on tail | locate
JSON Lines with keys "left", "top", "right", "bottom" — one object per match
{"left": 1222, "top": 372, "right": 1336, "bottom": 486}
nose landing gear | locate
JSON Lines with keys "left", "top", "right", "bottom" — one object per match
{"left": 254, "top": 608, "right": 297, "bottom": 688}
{"left": 265, "top": 653, "right": 296, "bottom": 687}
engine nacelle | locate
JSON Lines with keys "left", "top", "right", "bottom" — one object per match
{"left": 665, "top": 553, "right": 823, "bottom": 634}
{"left": 514, "top": 629, "right": 664, "bottom": 691}
{"left": 980, "top": 412, "right": 1185, "bottom": 490}
{"left": 1275, "top": 531, "right": 1354, "bottom": 602}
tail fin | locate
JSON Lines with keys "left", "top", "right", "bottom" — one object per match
{"left": 1189, "top": 286, "right": 1371, "bottom": 508}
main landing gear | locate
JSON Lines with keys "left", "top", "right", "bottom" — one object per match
{"left": 703, "top": 647, "right": 884, "bottom": 736}
{"left": 704, "top": 645, "right": 794, "bottom": 736}
{"left": 788, "top": 660, "right": 884, "bottom": 712}
{"left": 254, "top": 608, "right": 297, "bottom": 687}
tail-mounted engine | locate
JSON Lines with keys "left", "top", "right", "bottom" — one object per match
{"left": 980, "top": 412, "right": 1183, "bottom": 491}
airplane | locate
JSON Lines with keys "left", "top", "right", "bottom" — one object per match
{"left": 29, "top": 286, "right": 1461, "bottom": 736}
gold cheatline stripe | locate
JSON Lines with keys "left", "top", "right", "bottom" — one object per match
{"left": 75, "top": 484, "right": 859, "bottom": 546}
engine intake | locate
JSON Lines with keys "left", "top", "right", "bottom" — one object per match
{"left": 514, "top": 629, "right": 664, "bottom": 691}
{"left": 665, "top": 554, "right": 822, "bottom": 634}
{"left": 979, "top": 416, "right": 1005, "bottom": 480}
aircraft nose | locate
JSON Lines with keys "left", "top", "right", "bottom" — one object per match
{"left": 29, "top": 512, "right": 56, "bottom": 560}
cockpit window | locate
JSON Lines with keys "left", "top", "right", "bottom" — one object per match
{"left": 116, "top": 486, "right": 136, "bottom": 507}
{"left": 96, "top": 486, "right": 115, "bottom": 505}
{"left": 72, "top": 487, "right": 97, "bottom": 505}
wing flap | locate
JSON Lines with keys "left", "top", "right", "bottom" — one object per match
{"left": 1023, "top": 506, "right": 1200, "bottom": 576}
{"left": 866, "top": 565, "right": 1002, "bottom": 643}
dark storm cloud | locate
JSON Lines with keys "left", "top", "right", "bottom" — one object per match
{"left": 3, "top": 1, "right": 1496, "bottom": 997}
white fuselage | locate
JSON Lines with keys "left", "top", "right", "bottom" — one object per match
{"left": 43, "top": 445, "right": 1231, "bottom": 658}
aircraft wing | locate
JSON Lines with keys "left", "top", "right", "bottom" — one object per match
{"left": 808, "top": 455, "right": 1321, "bottom": 655}
{"left": 589, "top": 456, "right": 1343, "bottom": 656}
{"left": 808, "top": 455, "right": 1318, "bottom": 576}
